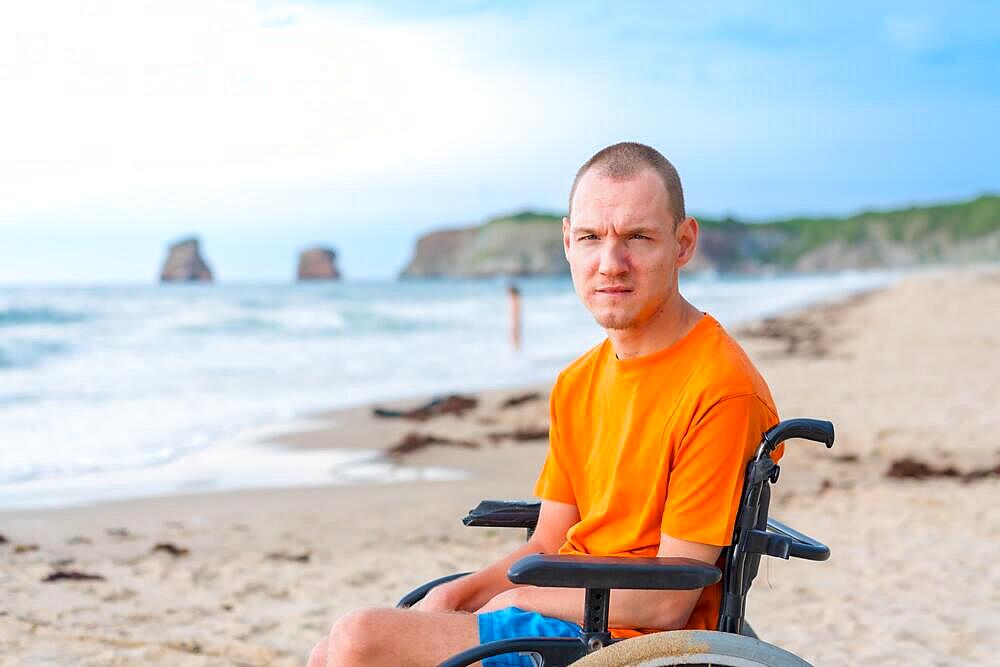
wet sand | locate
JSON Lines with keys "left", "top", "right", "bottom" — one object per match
{"left": 2, "top": 266, "right": 999, "bottom": 665}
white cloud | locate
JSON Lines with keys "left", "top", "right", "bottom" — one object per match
{"left": 4, "top": 2, "right": 994, "bottom": 279}
{"left": 0, "top": 0, "right": 572, "bottom": 218}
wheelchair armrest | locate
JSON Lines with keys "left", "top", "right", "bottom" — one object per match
{"left": 508, "top": 554, "right": 721, "bottom": 591}
{"left": 766, "top": 517, "right": 830, "bottom": 561}
{"left": 462, "top": 499, "right": 541, "bottom": 530}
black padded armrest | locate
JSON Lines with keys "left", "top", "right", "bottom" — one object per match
{"left": 508, "top": 554, "right": 721, "bottom": 591}
{"left": 766, "top": 517, "right": 830, "bottom": 561}
{"left": 463, "top": 500, "right": 541, "bottom": 530}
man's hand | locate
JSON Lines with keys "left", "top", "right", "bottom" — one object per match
{"left": 474, "top": 587, "right": 525, "bottom": 614}
{"left": 413, "top": 579, "right": 470, "bottom": 613}
{"left": 414, "top": 500, "right": 579, "bottom": 615}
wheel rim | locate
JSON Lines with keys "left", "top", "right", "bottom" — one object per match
{"left": 568, "top": 630, "right": 811, "bottom": 667}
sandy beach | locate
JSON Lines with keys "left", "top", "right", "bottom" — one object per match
{"left": 2, "top": 266, "right": 999, "bottom": 666}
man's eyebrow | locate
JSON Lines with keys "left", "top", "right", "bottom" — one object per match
{"left": 569, "top": 224, "right": 661, "bottom": 236}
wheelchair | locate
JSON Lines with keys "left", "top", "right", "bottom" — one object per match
{"left": 397, "top": 418, "right": 836, "bottom": 666}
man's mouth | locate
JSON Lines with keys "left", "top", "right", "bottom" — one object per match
{"left": 595, "top": 286, "right": 633, "bottom": 294}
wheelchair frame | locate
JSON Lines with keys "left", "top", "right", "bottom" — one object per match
{"left": 397, "top": 418, "right": 835, "bottom": 667}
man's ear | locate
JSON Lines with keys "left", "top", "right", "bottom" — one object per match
{"left": 675, "top": 217, "right": 699, "bottom": 269}
{"left": 562, "top": 216, "right": 571, "bottom": 259}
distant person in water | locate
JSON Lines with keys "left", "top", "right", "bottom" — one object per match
{"left": 507, "top": 283, "right": 522, "bottom": 352}
{"left": 307, "top": 142, "right": 779, "bottom": 666}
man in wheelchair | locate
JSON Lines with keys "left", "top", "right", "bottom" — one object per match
{"left": 309, "top": 142, "right": 788, "bottom": 666}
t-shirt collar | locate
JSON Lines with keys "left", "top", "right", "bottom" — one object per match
{"left": 609, "top": 313, "right": 714, "bottom": 373}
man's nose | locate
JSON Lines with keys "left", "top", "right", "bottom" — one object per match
{"left": 598, "top": 240, "right": 628, "bottom": 276}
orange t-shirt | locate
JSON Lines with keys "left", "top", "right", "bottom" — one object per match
{"left": 534, "top": 314, "right": 779, "bottom": 637}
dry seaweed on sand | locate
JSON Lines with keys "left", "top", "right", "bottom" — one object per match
{"left": 105, "top": 526, "right": 137, "bottom": 539}
{"left": 266, "top": 550, "right": 311, "bottom": 563}
{"left": 740, "top": 316, "right": 828, "bottom": 358}
{"left": 151, "top": 542, "right": 190, "bottom": 557}
{"left": 885, "top": 456, "right": 1000, "bottom": 482}
{"left": 387, "top": 432, "right": 479, "bottom": 458}
{"left": 487, "top": 428, "right": 549, "bottom": 443}
{"left": 372, "top": 394, "right": 478, "bottom": 421}
{"left": 41, "top": 569, "right": 106, "bottom": 583}
{"left": 500, "top": 392, "right": 542, "bottom": 409}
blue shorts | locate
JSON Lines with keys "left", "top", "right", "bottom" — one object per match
{"left": 477, "top": 606, "right": 583, "bottom": 667}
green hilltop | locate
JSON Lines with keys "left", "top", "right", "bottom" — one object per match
{"left": 483, "top": 211, "right": 563, "bottom": 226}
{"left": 705, "top": 194, "right": 1000, "bottom": 269}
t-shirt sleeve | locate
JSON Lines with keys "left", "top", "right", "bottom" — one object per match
{"left": 533, "top": 387, "right": 575, "bottom": 504}
{"left": 661, "top": 394, "right": 776, "bottom": 547}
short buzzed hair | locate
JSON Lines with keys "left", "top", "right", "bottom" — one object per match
{"left": 568, "top": 142, "right": 686, "bottom": 225}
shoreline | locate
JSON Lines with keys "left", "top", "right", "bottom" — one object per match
{"left": 2, "top": 265, "right": 999, "bottom": 665}
{"left": 0, "top": 269, "right": 902, "bottom": 512}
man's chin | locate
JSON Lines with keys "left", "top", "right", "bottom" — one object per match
{"left": 592, "top": 312, "right": 639, "bottom": 331}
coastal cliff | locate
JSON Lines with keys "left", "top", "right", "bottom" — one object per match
{"left": 400, "top": 195, "right": 1000, "bottom": 277}
{"left": 401, "top": 212, "right": 567, "bottom": 277}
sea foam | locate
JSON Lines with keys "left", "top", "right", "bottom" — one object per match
{"left": 0, "top": 271, "right": 897, "bottom": 504}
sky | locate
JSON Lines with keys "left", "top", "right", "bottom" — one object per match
{"left": 1, "top": 0, "right": 998, "bottom": 283}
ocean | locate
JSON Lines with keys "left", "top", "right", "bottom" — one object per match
{"left": 0, "top": 271, "right": 896, "bottom": 508}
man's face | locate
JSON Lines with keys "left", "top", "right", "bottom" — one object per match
{"left": 563, "top": 168, "right": 697, "bottom": 332}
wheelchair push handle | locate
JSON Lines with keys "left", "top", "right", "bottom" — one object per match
{"left": 761, "top": 419, "right": 834, "bottom": 454}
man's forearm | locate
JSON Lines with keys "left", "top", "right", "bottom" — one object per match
{"left": 448, "top": 538, "right": 557, "bottom": 611}
{"left": 505, "top": 586, "right": 698, "bottom": 631}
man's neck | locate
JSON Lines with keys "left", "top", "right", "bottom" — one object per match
{"left": 608, "top": 296, "right": 703, "bottom": 361}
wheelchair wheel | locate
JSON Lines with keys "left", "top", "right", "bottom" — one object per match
{"left": 568, "top": 630, "right": 811, "bottom": 667}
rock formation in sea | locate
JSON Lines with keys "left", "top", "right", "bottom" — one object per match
{"left": 160, "top": 237, "right": 214, "bottom": 283}
{"left": 297, "top": 246, "right": 341, "bottom": 281}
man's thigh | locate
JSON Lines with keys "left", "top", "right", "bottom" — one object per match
{"left": 327, "top": 606, "right": 481, "bottom": 666}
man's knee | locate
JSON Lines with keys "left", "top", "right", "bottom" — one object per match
{"left": 325, "top": 607, "right": 387, "bottom": 664}
{"left": 306, "top": 638, "right": 328, "bottom": 667}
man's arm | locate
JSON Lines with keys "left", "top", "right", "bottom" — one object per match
{"left": 415, "top": 499, "right": 580, "bottom": 613}
{"left": 476, "top": 533, "right": 720, "bottom": 630}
